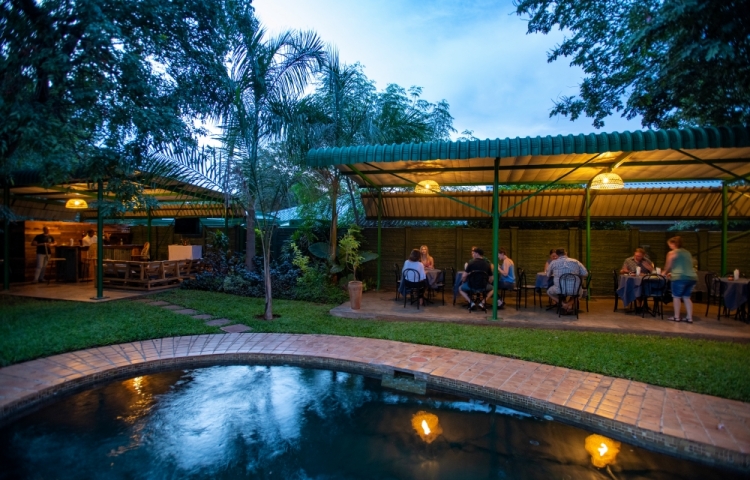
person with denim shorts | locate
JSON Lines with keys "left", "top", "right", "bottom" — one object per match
{"left": 662, "top": 235, "right": 697, "bottom": 323}
{"left": 459, "top": 247, "right": 493, "bottom": 309}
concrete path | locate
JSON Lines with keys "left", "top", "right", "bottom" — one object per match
{"left": 331, "top": 291, "right": 750, "bottom": 342}
{"left": 0, "top": 333, "right": 748, "bottom": 471}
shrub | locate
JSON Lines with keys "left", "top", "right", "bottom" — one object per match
{"left": 293, "top": 264, "right": 348, "bottom": 304}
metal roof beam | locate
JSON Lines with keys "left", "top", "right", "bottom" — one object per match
{"left": 673, "top": 149, "right": 750, "bottom": 183}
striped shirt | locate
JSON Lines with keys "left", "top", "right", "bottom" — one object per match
{"left": 548, "top": 255, "right": 588, "bottom": 288}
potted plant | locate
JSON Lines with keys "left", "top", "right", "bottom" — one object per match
{"left": 337, "top": 231, "right": 364, "bottom": 309}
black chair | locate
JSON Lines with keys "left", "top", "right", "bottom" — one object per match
{"left": 402, "top": 268, "right": 426, "bottom": 310}
{"left": 517, "top": 268, "right": 536, "bottom": 309}
{"left": 582, "top": 272, "right": 593, "bottom": 312}
{"left": 612, "top": 270, "right": 623, "bottom": 312}
{"left": 557, "top": 273, "right": 583, "bottom": 318}
{"left": 394, "top": 265, "right": 402, "bottom": 301}
{"left": 704, "top": 272, "right": 722, "bottom": 318}
{"left": 464, "top": 270, "right": 490, "bottom": 313}
{"left": 429, "top": 268, "right": 446, "bottom": 305}
{"left": 640, "top": 274, "right": 667, "bottom": 319}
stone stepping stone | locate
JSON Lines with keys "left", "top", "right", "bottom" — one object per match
{"left": 173, "top": 308, "right": 198, "bottom": 315}
{"left": 162, "top": 305, "right": 182, "bottom": 310}
{"left": 220, "top": 324, "right": 253, "bottom": 333}
{"left": 191, "top": 314, "right": 213, "bottom": 320}
{"left": 206, "top": 318, "right": 231, "bottom": 326}
{"left": 146, "top": 301, "right": 171, "bottom": 306}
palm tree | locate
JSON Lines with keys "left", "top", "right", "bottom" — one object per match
{"left": 217, "top": 19, "right": 324, "bottom": 320}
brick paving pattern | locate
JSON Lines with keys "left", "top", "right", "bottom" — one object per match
{"left": 0, "top": 334, "right": 748, "bottom": 471}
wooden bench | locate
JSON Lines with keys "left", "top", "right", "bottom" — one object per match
{"left": 102, "top": 260, "right": 182, "bottom": 290}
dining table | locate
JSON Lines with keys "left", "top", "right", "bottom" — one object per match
{"left": 535, "top": 273, "right": 552, "bottom": 289}
{"left": 719, "top": 277, "right": 749, "bottom": 312}
{"left": 616, "top": 274, "right": 670, "bottom": 309}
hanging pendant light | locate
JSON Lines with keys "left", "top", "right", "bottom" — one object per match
{"left": 415, "top": 180, "right": 440, "bottom": 194}
{"left": 590, "top": 171, "right": 624, "bottom": 190}
{"left": 65, "top": 198, "right": 89, "bottom": 209}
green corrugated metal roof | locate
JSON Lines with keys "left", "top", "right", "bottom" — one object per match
{"left": 306, "top": 126, "right": 750, "bottom": 167}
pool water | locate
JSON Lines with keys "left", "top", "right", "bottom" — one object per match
{"left": 0, "top": 365, "right": 744, "bottom": 479}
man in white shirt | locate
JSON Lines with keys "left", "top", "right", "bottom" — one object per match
{"left": 82, "top": 229, "right": 98, "bottom": 247}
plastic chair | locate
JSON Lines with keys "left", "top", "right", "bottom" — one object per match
{"left": 640, "top": 274, "right": 667, "bottom": 319}
{"left": 557, "top": 273, "right": 583, "bottom": 318}
{"left": 464, "top": 270, "right": 490, "bottom": 313}
{"left": 402, "top": 268, "right": 426, "bottom": 310}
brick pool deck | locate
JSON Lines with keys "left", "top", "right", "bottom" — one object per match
{"left": 0, "top": 333, "right": 748, "bottom": 472}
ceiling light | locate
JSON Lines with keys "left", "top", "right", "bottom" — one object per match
{"left": 590, "top": 172, "right": 624, "bottom": 190}
{"left": 65, "top": 198, "right": 89, "bottom": 209}
{"left": 415, "top": 180, "right": 440, "bottom": 194}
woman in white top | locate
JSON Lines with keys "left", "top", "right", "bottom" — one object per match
{"left": 402, "top": 249, "right": 427, "bottom": 305}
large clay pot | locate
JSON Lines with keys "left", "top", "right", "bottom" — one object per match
{"left": 348, "top": 280, "right": 363, "bottom": 310}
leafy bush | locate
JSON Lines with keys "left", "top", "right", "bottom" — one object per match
{"left": 293, "top": 264, "right": 348, "bottom": 304}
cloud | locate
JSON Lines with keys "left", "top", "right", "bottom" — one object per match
{"left": 253, "top": 0, "right": 644, "bottom": 140}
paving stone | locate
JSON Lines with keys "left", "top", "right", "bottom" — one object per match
{"left": 220, "top": 324, "right": 253, "bottom": 333}
{"left": 146, "top": 301, "right": 171, "bottom": 306}
{"left": 206, "top": 318, "right": 232, "bottom": 326}
{"left": 191, "top": 314, "right": 213, "bottom": 320}
{"left": 161, "top": 305, "right": 182, "bottom": 310}
{"left": 174, "top": 309, "right": 198, "bottom": 315}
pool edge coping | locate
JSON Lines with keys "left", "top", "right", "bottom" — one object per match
{"left": 0, "top": 333, "right": 747, "bottom": 472}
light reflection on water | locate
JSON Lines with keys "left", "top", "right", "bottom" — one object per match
{"left": 0, "top": 366, "right": 745, "bottom": 480}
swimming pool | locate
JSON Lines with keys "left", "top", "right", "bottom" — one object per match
{"left": 0, "top": 365, "right": 743, "bottom": 479}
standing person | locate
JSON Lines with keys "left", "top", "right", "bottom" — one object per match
{"left": 419, "top": 245, "right": 434, "bottom": 269}
{"left": 31, "top": 226, "right": 55, "bottom": 283}
{"left": 459, "top": 247, "right": 494, "bottom": 310}
{"left": 662, "top": 236, "right": 697, "bottom": 323}
{"left": 547, "top": 248, "right": 588, "bottom": 313}
{"left": 620, "top": 248, "right": 654, "bottom": 275}
{"left": 544, "top": 249, "right": 558, "bottom": 274}
{"left": 496, "top": 248, "right": 516, "bottom": 309}
{"left": 402, "top": 249, "right": 427, "bottom": 306}
{"left": 82, "top": 229, "right": 98, "bottom": 247}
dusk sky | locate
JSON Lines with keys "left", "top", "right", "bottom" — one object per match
{"left": 253, "top": 0, "right": 646, "bottom": 141}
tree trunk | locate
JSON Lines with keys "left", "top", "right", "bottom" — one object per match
{"left": 328, "top": 173, "right": 340, "bottom": 262}
{"left": 262, "top": 229, "right": 273, "bottom": 320}
{"left": 245, "top": 208, "right": 255, "bottom": 271}
{"left": 345, "top": 177, "right": 361, "bottom": 226}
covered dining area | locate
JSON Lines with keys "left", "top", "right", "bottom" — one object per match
{"left": 0, "top": 170, "right": 244, "bottom": 301}
{"left": 305, "top": 126, "right": 750, "bottom": 322}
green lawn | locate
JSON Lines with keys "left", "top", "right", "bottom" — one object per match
{"left": 1, "top": 290, "right": 749, "bottom": 403}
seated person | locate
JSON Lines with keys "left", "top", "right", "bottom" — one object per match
{"left": 620, "top": 248, "right": 654, "bottom": 275}
{"left": 419, "top": 245, "right": 435, "bottom": 269}
{"left": 544, "top": 249, "right": 558, "bottom": 274}
{"left": 459, "top": 247, "right": 494, "bottom": 309}
{"left": 547, "top": 247, "right": 588, "bottom": 313}
{"left": 402, "top": 249, "right": 427, "bottom": 305}
{"left": 496, "top": 247, "right": 516, "bottom": 309}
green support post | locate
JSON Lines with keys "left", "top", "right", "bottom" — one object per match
{"left": 721, "top": 183, "right": 728, "bottom": 276}
{"left": 492, "top": 158, "right": 500, "bottom": 320}
{"left": 586, "top": 186, "right": 591, "bottom": 272}
{"left": 377, "top": 189, "right": 382, "bottom": 291}
{"left": 95, "top": 180, "right": 105, "bottom": 299}
{"left": 3, "top": 185, "right": 9, "bottom": 290}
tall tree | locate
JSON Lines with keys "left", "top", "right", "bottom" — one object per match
{"left": 515, "top": 0, "right": 750, "bottom": 128}
{"left": 0, "top": 0, "right": 249, "bottom": 206}
{"left": 217, "top": 19, "right": 324, "bottom": 319}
